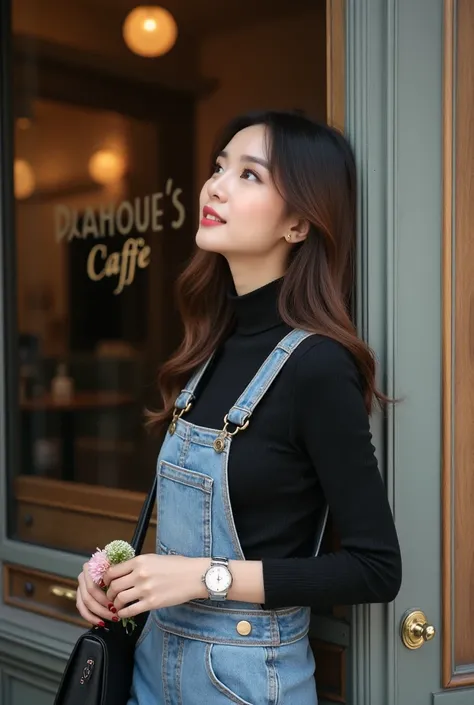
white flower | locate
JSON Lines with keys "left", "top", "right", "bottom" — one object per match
{"left": 104, "top": 540, "right": 135, "bottom": 565}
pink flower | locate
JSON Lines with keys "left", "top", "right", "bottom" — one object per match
{"left": 88, "top": 548, "right": 111, "bottom": 585}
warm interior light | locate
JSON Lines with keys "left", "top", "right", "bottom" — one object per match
{"left": 17, "top": 117, "right": 33, "bottom": 130}
{"left": 143, "top": 18, "right": 157, "bottom": 31}
{"left": 14, "top": 159, "right": 36, "bottom": 199}
{"left": 88, "top": 150, "right": 127, "bottom": 185}
{"left": 123, "top": 6, "right": 178, "bottom": 57}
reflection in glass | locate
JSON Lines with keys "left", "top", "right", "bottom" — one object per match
{"left": 122, "top": 6, "right": 178, "bottom": 57}
{"left": 8, "top": 0, "right": 326, "bottom": 554}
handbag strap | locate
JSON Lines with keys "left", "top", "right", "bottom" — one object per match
{"left": 313, "top": 504, "right": 329, "bottom": 557}
{"left": 131, "top": 475, "right": 157, "bottom": 555}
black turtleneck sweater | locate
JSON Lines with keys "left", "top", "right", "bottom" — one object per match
{"left": 186, "top": 279, "right": 401, "bottom": 610}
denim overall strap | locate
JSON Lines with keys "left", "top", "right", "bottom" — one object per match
{"left": 175, "top": 354, "right": 216, "bottom": 410}
{"left": 226, "top": 329, "right": 313, "bottom": 427}
{"left": 226, "top": 328, "right": 329, "bottom": 556}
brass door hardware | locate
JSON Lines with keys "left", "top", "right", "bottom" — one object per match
{"left": 49, "top": 585, "right": 77, "bottom": 601}
{"left": 401, "top": 610, "right": 436, "bottom": 650}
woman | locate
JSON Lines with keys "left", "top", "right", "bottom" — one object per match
{"left": 76, "top": 110, "right": 402, "bottom": 704}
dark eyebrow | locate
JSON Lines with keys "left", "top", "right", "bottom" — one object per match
{"left": 218, "top": 150, "right": 270, "bottom": 170}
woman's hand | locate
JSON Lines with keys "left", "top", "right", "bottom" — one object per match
{"left": 76, "top": 563, "right": 118, "bottom": 627}
{"left": 103, "top": 554, "right": 208, "bottom": 620}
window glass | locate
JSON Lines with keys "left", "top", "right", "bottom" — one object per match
{"left": 7, "top": 0, "right": 327, "bottom": 553}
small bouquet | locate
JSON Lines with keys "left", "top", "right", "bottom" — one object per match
{"left": 88, "top": 539, "right": 136, "bottom": 633}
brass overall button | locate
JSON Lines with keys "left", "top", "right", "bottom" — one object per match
{"left": 236, "top": 620, "right": 252, "bottom": 636}
{"left": 213, "top": 436, "right": 226, "bottom": 453}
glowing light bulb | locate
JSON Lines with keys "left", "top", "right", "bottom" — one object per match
{"left": 14, "top": 159, "right": 36, "bottom": 199}
{"left": 88, "top": 150, "right": 127, "bottom": 185}
{"left": 17, "top": 117, "right": 33, "bottom": 130}
{"left": 143, "top": 18, "right": 157, "bottom": 32}
{"left": 123, "top": 6, "right": 178, "bottom": 58}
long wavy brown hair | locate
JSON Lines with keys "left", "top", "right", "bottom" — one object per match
{"left": 148, "top": 110, "right": 385, "bottom": 432}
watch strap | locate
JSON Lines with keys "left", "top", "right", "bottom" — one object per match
{"left": 211, "top": 557, "right": 229, "bottom": 567}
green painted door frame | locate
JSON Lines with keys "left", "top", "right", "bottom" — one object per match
{"left": 347, "top": 0, "right": 473, "bottom": 703}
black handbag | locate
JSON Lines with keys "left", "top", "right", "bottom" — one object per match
{"left": 53, "top": 476, "right": 157, "bottom": 705}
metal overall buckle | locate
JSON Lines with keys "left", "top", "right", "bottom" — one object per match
{"left": 169, "top": 402, "right": 192, "bottom": 435}
{"left": 213, "top": 414, "right": 249, "bottom": 453}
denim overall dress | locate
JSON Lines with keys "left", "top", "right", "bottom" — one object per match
{"left": 128, "top": 329, "right": 326, "bottom": 705}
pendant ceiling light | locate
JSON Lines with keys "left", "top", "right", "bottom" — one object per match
{"left": 88, "top": 150, "right": 127, "bottom": 185}
{"left": 123, "top": 6, "right": 178, "bottom": 58}
{"left": 14, "top": 159, "right": 36, "bottom": 200}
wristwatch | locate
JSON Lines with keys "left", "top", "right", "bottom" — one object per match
{"left": 202, "top": 557, "right": 233, "bottom": 601}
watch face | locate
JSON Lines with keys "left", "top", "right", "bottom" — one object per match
{"left": 205, "top": 565, "right": 232, "bottom": 593}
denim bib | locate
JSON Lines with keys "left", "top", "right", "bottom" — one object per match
{"left": 128, "top": 329, "right": 322, "bottom": 705}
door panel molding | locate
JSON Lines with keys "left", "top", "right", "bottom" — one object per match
{"left": 433, "top": 690, "right": 474, "bottom": 705}
{"left": 442, "top": 0, "right": 455, "bottom": 687}
{"left": 442, "top": 0, "right": 474, "bottom": 688}
{"left": 0, "top": 666, "right": 58, "bottom": 705}
{"left": 347, "top": 0, "right": 446, "bottom": 702}
{"left": 346, "top": 0, "right": 399, "bottom": 700}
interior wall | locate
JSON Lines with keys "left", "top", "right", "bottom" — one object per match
{"left": 12, "top": 0, "right": 327, "bottom": 355}
{"left": 12, "top": 0, "right": 200, "bottom": 90}
{"left": 15, "top": 101, "right": 158, "bottom": 356}
{"left": 196, "top": 4, "right": 327, "bottom": 187}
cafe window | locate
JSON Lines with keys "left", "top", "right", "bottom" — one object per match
{"left": 4, "top": 0, "right": 328, "bottom": 557}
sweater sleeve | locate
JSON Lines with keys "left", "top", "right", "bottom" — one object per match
{"left": 261, "top": 338, "right": 402, "bottom": 610}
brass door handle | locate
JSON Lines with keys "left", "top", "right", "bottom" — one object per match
{"left": 401, "top": 609, "right": 436, "bottom": 649}
{"left": 50, "top": 585, "right": 77, "bottom": 601}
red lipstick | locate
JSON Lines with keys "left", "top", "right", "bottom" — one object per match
{"left": 201, "top": 205, "right": 226, "bottom": 227}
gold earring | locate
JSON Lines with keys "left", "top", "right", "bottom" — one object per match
{"left": 286, "top": 233, "right": 292, "bottom": 242}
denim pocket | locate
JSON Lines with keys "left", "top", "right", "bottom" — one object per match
{"left": 135, "top": 613, "right": 153, "bottom": 649}
{"left": 205, "top": 643, "right": 258, "bottom": 705}
{"left": 157, "top": 460, "right": 213, "bottom": 558}
{"left": 158, "top": 540, "right": 177, "bottom": 556}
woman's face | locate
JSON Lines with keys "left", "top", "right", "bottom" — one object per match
{"left": 196, "top": 124, "right": 293, "bottom": 259}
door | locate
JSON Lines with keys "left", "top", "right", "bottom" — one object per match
{"left": 433, "top": 0, "right": 474, "bottom": 700}
{"left": 390, "top": 1, "right": 474, "bottom": 703}
{"left": 345, "top": 0, "right": 474, "bottom": 703}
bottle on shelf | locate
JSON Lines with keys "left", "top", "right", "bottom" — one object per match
{"left": 51, "top": 362, "right": 74, "bottom": 404}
